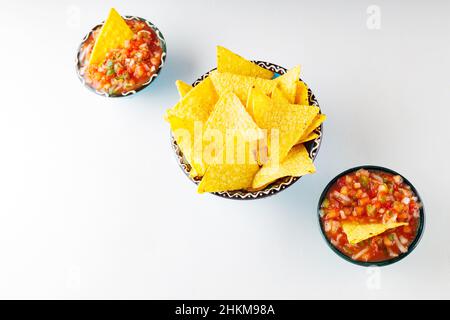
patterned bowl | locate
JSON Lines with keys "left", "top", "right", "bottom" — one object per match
{"left": 75, "top": 16, "right": 167, "bottom": 98}
{"left": 171, "top": 61, "right": 323, "bottom": 200}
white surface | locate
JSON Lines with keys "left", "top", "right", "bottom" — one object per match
{"left": 0, "top": 0, "right": 449, "bottom": 299}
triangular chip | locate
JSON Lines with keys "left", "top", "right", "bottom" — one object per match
{"left": 175, "top": 80, "right": 192, "bottom": 98}
{"left": 297, "top": 132, "right": 319, "bottom": 144}
{"left": 295, "top": 80, "right": 309, "bottom": 105}
{"left": 246, "top": 86, "right": 256, "bottom": 118}
{"left": 273, "top": 65, "right": 301, "bottom": 103}
{"left": 217, "top": 46, "right": 274, "bottom": 79}
{"left": 89, "top": 8, "right": 134, "bottom": 65}
{"left": 252, "top": 88, "right": 319, "bottom": 162}
{"left": 271, "top": 87, "right": 289, "bottom": 103}
{"left": 167, "top": 115, "right": 201, "bottom": 178}
{"left": 197, "top": 92, "right": 262, "bottom": 193}
{"left": 252, "top": 144, "right": 315, "bottom": 189}
{"left": 296, "top": 114, "right": 326, "bottom": 144}
{"left": 209, "top": 71, "right": 276, "bottom": 106}
{"left": 165, "top": 77, "right": 218, "bottom": 177}
{"left": 342, "top": 222, "right": 409, "bottom": 245}
{"left": 165, "top": 76, "right": 218, "bottom": 123}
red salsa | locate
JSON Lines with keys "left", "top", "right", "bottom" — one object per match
{"left": 320, "top": 169, "right": 421, "bottom": 262}
{"left": 78, "top": 19, "right": 163, "bottom": 95}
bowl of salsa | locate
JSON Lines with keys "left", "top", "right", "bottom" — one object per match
{"left": 318, "top": 166, "right": 424, "bottom": 266}
{"left": 76, "top": 13, "right": 166, "bottom": 97}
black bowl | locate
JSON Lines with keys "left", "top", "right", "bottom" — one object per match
{"left": 317, "top": 165, "right": 425, "bottom": 266}
{"left": 171, "top": 61, "right": 323, "bottom": 200}
{"left": 75, "top": 15, "right": 167, "bottom": 98}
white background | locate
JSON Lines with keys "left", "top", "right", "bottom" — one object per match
{"left": 0, "top": 0, "right": 449, "bottom": 299}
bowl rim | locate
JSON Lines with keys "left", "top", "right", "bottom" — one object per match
{"left": 75, "top": 15, "right": 167, "bottom": 98}
{"left": 170, "top": 60, "right": 323, "bottom": 200}
{"left": 317, "top": 165, "right": 425, "bottom": 267}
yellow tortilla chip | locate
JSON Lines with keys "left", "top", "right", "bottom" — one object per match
{"left": 165, "top": 77, "right": 218, "bottom": 177}
{"left": 217, "top": 46, "right": 274, "bottom": 80}
{"left": 295, "top": 81, "right": 309, "bottom": 105}
{"left": 197, "top": 92, "right": 262, "bottom": 193}
{"left": 252, "top": 144, "right": 315, "bottom": 189}
{"left": 89, "top": 8, "right": 134, "bottom": 65}
{"left": 297, "top": 114, "right": 326, "bottom": 144}
{"left": 297, "top": 132, "right": 319, "bottom": 144}
{"left": 165, "top": 77, "right": 218, "bottom": 123}
{"left": 252, "top": 88, "right": 319, "bottom": 162}
{"left": 175, "top": 80, "right": 192, "bottom": 98}
{"left": 273, "top": 65, "right": 301, "bottom": 103}
{"left": 271, "top": 87, "right": 289, "bottom": 103}
{"left": 209, "top": 71, "right": 276, "bottom": 106}
{"left": 167, "top": 115, "right": 201, "bottom": 178}
{"left": 342, "top": 222, "right": 408, "bottom": 245}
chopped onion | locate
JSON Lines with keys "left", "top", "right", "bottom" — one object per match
{"left": 352, "top": 247, "right": 369, "bottom": 260}
{"left": 372, "top": 174, "right": 384, "bottom": 183}
{"left": 402, "top": 197, "right": 410, "bottom": 205}
{"left": 324, "top": 221, "right": 331, "bottom": 232}
{"left": 388, "top": 248, "right": 398, "bottom": 258}
{"left": 333, "top": 191, "right": 351, "bottom": 205}
{"left": 399, "top": 235, "right": 408, "bottom": 245}
{"left": 392, "top": 233, "right": 408, "bottom": 253}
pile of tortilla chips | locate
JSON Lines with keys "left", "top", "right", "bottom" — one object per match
{"left": 164, "top": 46, "right": 326, "bottom": 194}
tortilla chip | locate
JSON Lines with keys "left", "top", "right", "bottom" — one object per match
{"left": 165, "top": 76, "right": 218, "bottom": 123}
{"left": 342, "top": 222, "right": 409, "bottom": 245}
{"left": 297, "top": 132, "right": 319, "bottom": 144}
{"left": 296, "top": 114, "right": 326, "bottom": 144}
{"left": 252, "top": 144, "right": 315, "bottom": 189}
{"left": 198, "top": 161, "right": 260, "bottom": 193}
{"left": 167, "top": 115, "right": 205, "bottom": 178}
{"left": 175, "top": 80, "right": 192, "bottom": 98}
{"left": 89, "top": 8, "right": 134, "bottom": 65}
{"left": 217, "top": 46, "right": 274, "bottom": 80}
{"left": 273, "top": 65, "right": 301, "bottom": 103}
{"left": 252, "top": 88, "right": 319, "bottom": 162}
{"left": 197, "top": 92, "right": 262, "bottom": 193}
{"left": 271, "top": 87, "right": 289, "bottom": 103}
{"left": 295, "top": 81, "right": 309, "bottom": 105}
{"left": 209, "top": 71, "right": 276, "bottom": 106}
{"left": 165, "top": 77, "right": 219, "bottom": 177}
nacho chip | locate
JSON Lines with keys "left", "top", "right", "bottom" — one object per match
{"left": 209, "top": 71, "right": 276, "bottom": 106}
{"left": 198, "top": 161, "right": 260, "bottom": 193}
{"left": 342, "top": 222, "right": 409, "bottom": 245}
{"left": 217, "top": 46, "right": 274, "bottom": 80}
{"left": 271, "top": 87, "right": 289, "bottom": 103}
{"left": 295, "top": 81, "right": 309, "bottom": 105}
{"left": 297, "top": 114, "right": 326, "bottom": 144}
{"left": 252, "top": 88, "right": 319, "bottom": 162}
{"left": 252, "top": 144, "right": 315, "bottom": 189}
{"left": 89, "top": 8, "right": 134, "bottom": 65}
{"left": 165, "top": 76, "right": 218, "bottom": 123}
{"left": 273, "top": 65, "right": 301, "bottom": 103}
{"left": 297, "top": 132, "right": 319, "bottom": 144}
{"left": 175, "top": 80, "right": 192, "bottom": 98}
{"left": 165, "top": 77, "right": 219, "bottom": 177}
{"left": 167, "top": 114, "right": 209, "bottom": 177}
{"left": 197, "top": 92, "right": 262, "bottom": 193}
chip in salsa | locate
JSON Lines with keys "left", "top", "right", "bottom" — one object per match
{"left": 320, "top": 168, "right": 422, "bottom": 263}
{"left": 78, "top": 8, "right": 164, "bottom": 96}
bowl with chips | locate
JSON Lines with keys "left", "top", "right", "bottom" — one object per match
{"left": 165, "top": 47, "right": 326, "bottom": 199}
{"left": 317, "top": 165, "right": 425, "bottom": 266}
{"left": 76, "top": 8, "right": 167, "bottom": 97}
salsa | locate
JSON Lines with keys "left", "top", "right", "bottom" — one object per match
{"left": 320, "top": 169, "right": 421, "bottom": 263}
{"left": 78, "top": 19, "right": 163, "bottom": 95}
